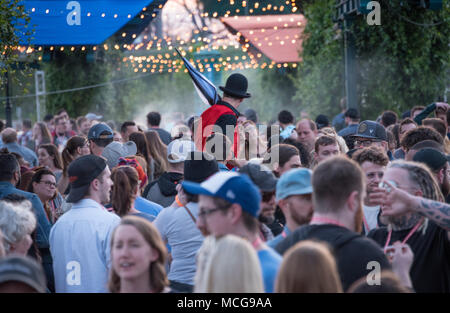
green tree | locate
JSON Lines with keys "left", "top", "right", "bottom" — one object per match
{"left": 292, "top": 0, "right": 450, "bottom": 120}
{"left": 0, "top": 0, "right": 32, "bottom": 75}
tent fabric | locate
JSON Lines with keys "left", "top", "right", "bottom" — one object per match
{"left": 17, "top": 0, "right": 156, "bottom": 45}
{"left": 221, "top": 14, "right": 306, "bottom": 63}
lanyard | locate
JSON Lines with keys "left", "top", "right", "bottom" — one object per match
{"left": 362, "top": 215, "right": 378, "bottom": 233}
{"left": 384, "top": 218, "right": 424, "bottom": 253}
{"left": 251, "top": 236, "right": 263, "bottom": 250}
{"left": 310, "top": 216, "right": 346, "bottom": 228}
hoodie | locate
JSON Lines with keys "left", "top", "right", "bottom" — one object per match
{"left": 143, "top": 172, "right": 183, "bottom": 208}
{"left": 275, "top": 224, "right": 391, "bottom": 291}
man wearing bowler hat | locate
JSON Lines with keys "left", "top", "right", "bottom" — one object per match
{"left": 195, "top": 73, "right": 251, "bottom": 163}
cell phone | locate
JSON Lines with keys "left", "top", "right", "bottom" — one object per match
{"left": 384, "top": 245, "right": 395, "bottom": 261}
{"left": 378, "top": 180, "right": 398, "bottom": 193}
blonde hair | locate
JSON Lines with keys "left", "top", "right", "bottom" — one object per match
{"left": 0, "top": 200, "right": 36, "bottom": 253}
{"left": 275, "top": 240, "right": 343, "bottom": 293}
{"left": 194, "top": 235, "right": 264, "bottom": 293}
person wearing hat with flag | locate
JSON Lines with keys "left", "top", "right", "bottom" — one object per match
{"left": 49, "top": 155, "right": 120, "bottom": 293}
{"left": 182, "top": 171, "right": 282, "bottom": 293}
{"left": 194, "top": 73, "right": 251, "bottom": 166}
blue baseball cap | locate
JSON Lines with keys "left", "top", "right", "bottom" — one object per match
{"left": 88, "top": 123, "right": 113, "bottom": 140}
{"left": 276, "top": 168, "right": 313, "bottom": 202}
{"left": 182, "top": 172, "right": 261, "bottom": 218}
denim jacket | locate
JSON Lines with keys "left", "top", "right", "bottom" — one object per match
{"left": 0, "top": 181, "right": 51, "bottom": 249}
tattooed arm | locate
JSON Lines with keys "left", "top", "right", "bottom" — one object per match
{"left": 370, "top": 182, "right": 450, "bottom": 233}
{"left": 411, "top": 197, "right": 450, "bottom": 232}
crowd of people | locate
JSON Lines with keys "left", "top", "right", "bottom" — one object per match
{"left": 0, "top": 72, "right": 449, "bottom": 294}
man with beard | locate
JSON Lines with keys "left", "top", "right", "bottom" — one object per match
{"left": 267, "top": 168, "right": 313, "bottom": 249}
{"left": 275, "top": 156, "right": 390, "bottom": 291}
{"left": 239, "top": 163, "right": 278, "bottom": 241}
{"left": 368, "top": 160, "right": 450, "bottom": 292}
{"left": 352, "top": 146, "right": 389, "bottom": 234}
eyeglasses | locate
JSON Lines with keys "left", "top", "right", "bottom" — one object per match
{"left": 40, "top": 180, "right": 57, "bottom": 188}
{"left": 198, "top": 207, "right": 222, "bottom": 219}
{"left": 355, "top": 139, "right": 381, "bottom": 147}
{"left": 262, "top": 191, "right": 275, "bottom": 202}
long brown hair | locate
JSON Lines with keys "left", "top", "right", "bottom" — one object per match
{"left": 109, "top": 216, "right": 169, "bottom": 293}
{"left": 39, "top": 143, "right": 63, "bottom": 170}
{"left": 61, "top": 136, "right": 87, "bottom": 174}
{"left": 34, "top": 122, "right": 52, "bottom": 144}
{"left": 275, "top": 240, "right": 343, "bottom": 293}
{"left": 144, "top": 131, "right": 168, "bottom": 177}
{"left": 111, "top": 166, "right": 139, "bottom": 217}
{"left": 129, "top": 132, "right": 152, "bottom": 178}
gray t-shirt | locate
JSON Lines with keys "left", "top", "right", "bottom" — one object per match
{"left": 154, "top": 202, "right": 204, "bottom": 285}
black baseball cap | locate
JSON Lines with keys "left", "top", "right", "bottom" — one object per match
{"left": 0, "top": 256, "right": 47, "bottom": 293}
{"left": 413, "top": 148, "right": 447, "bottom": 172}
{"left": 352, "top": 120, "right": 387, "bottom": 141}
{"left": 184, "top": 151, "right": 219, "bottom": 183}
{"left": 67, "top": 155, "right": 107, "bottom": 203}
{"left": 239, "top": 163, "right": 278, "bottom": 192}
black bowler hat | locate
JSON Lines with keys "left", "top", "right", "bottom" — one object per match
{"left": 219, "top": 73, "right": 251, "bottom": 99}
{"left": 184, "top": 151, "right": 219, "bottom": 183}
{"left": 66, "top": 155, "right": 107, "bottom": 203}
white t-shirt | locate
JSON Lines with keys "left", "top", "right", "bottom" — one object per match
{"left": 363, "top": 205, "right": 380, "bottom": 235}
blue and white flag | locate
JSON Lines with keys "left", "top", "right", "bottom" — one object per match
{"left": 176, "top": 48, "right": 220, "bottom": 106}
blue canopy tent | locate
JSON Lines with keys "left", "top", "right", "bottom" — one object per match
{"left": 16, "top": 0, "right": 167, "bottom": 46}
{"left": 3, "top": 0, "right": 167, "bottom": 127}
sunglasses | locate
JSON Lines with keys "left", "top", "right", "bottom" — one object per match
{"left": 262, "top": 191, "right": 276, "bottom": 202}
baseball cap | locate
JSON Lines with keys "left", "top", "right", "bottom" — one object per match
{"left": 239, "top": 163, "right": 277, "bottom": 192}
{"left": 413, "top": 148, "right": 447, "bottom": 172}
{"left": 276, "top": 168, "right": 313, "bottom": 201}
{"left": 88, "top": 123, "right": 113, "bottom": 140}
{"left": 182, "top": 172, "right": 261, "bottom": 218}
{"left": 85, "top": 113, "right": 103, "bottom": 121}
{"left": 0, "top": 256, "right": 46, "bottom": 293}
{"left": 102, "top": 141, "right": 137, "bottom": 169}
{"left": 167, "top": 139, "right": 196, "bottom": 163}
{"left": 184, "top": 151, "right": 219, "bottom": 183}
{"left": 66, "top": 155, "right": 107, "bottom": 203}
{"left": 352, "top": 120, "right": 387, "bottom": 141}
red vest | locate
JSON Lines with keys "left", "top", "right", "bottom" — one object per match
{"left": 195, "top": 101, "right": 240, "bottom": 158}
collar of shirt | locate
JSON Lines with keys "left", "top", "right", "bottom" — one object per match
{"left": 71, "top": 198, "right": 106, "bottom": 211}
{"left": 0, "top": 181, "right": 14, "bottom": 189}
{"left": 217, "top": 100, "right": 241, "bottom": 117}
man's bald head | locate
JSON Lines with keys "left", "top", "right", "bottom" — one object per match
{"left": 1, "top": 128, "right": 18, "bottom": 144}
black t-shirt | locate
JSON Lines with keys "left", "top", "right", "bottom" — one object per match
{"left": 368, "top": 221, "right": 450, "bottom": 293}
{"left": 275, "top": 224, "right": 391, "bottom": 291}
